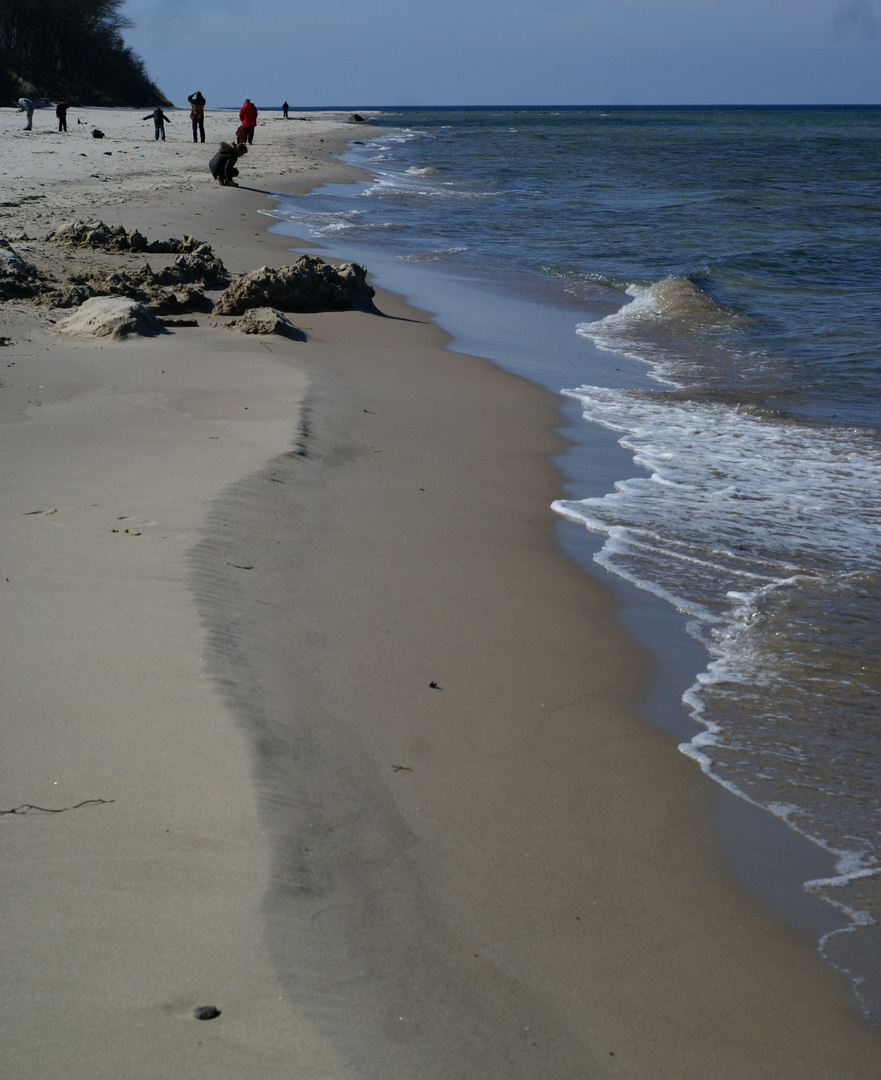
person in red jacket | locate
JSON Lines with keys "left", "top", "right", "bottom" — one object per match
{"left": 238, "top": 98, "right": 258, "bottom": 144}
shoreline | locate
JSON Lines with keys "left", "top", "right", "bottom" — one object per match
{"left": 2, "top": 108, "right": 880, "bottom": 1077}
{"left": 264, "top": 161, "right": 862, "bottom": 954}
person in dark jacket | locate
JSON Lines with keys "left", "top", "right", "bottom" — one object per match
{"left": 238, "top": 98, "right": 258, "bottom": 144}
{"left": 143, "top": 107, "right": 171, "bottom": 140}
{"left": 56, "top": 101, "right": 69, "bottom": 132}
{"left": 187, "top": 91, "right": 206, "bottom": 142}
{"left": 209, "top": 141, "right": 248, "bottom": 185}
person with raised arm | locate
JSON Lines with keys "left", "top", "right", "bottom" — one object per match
{"left": 187, "top": 91, "right": 206, "bottom": 143}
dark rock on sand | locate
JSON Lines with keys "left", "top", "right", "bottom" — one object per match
{"left": 193, "top": 1005, "right": 222, "bottom": 1021}
{"left": 212, "top": 255, "right": 374, "bottom": 316}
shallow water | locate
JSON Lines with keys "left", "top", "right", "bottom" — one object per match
{"left": 265, "top": 105, "right": 881, "bottom": 1026}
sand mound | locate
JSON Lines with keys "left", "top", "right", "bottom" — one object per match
{"left": 55, "top": 296, "right": 162, "bottom": 339}
{"left": 0, "top": 238, "right": 43, "bottom": 298}
{"left": 48, "top": 220, "right": 209, "bottom": 256}
{"left": 212, "top": 255, "right": 374, "bottom": 315}
{"left": 225, "top": 306, "right": 303, "bottom": 337}
{"left": 42, "top": 247, "right": 225, "bottom": 313}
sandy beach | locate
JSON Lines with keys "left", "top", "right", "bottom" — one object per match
{"left": 2, "top": 104, "right": 880, "bottom": 1079}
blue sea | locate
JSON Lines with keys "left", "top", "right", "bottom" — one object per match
{"left": 264, "top": 106, "right": 881, "bottom": 1026}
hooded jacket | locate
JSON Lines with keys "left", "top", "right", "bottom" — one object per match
{"left": 239, "top": 100, "right": 258, "bottom": 127}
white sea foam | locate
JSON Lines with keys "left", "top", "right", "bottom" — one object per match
{"left": 400, "top": 247, "right": 469, "bottom": 262}
{"left": 552, "top": 379, "right": 881, "bottom": 997}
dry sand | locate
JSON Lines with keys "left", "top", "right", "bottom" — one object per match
{"left": 1, "top": 105, "right": 880, "bottom": 1079}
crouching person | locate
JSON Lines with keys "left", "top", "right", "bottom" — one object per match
{"left": 209, "top": 141, "right": 247, "bottom": 186}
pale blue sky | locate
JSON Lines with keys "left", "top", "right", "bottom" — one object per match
{"left": 121, "top": 0, "right": 880, "bottom": 108}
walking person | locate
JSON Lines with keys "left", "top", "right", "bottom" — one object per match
{"left": 187, "top": 91, "right": 206, "bottom": 143}
{"left": 143, "top": 106, "right": 171, "bottom": 140}
{"left": 16, "top": 98, "right": 35, "bottom": 130}
{"left": 238, "top": 98, "right": 258, "bottom": 144}
{"left": 56, "top": 101, "right": 68, "bottom": 132}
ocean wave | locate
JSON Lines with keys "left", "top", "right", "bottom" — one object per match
{"left": 552, "top": 384, "right": 881, "bottom": 1016}
{"left": 400, "top": 247, "right": 468, "bottom": 262}
{"left": 269, "top": 207, "right": 363, "bottom": 239}
{"left": 577, "top": 277, "right": 748, "bottom": 366}
{"left": 553, "top": 386, "right": 881, "bottom": 607}
{"left": 366, "top": 172, "right": 500, "bottom": 201}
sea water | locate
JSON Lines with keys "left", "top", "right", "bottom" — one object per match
{"left": 264, "top": 106, "right": 881, "bottom": 1026}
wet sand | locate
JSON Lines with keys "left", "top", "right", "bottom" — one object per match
{"left": 1, "top": 104, "right": 880, "bottom": 1079}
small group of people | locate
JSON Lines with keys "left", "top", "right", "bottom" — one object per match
{"left": 14, "top": 93, "right": 277, "bottom": 149}
{"left": 14, "top": 97, "right": 68, "bottom": 131}
{"left": 12, "top": 91, "right": 272, "bottom": 191}
{"left": 138, "top": 93, "right": 255, "bottom": 187}
{"left": 142, "top": 95, "right": 258, "bottom": 150}
{"left": 143, "top": 91, "right": 206, "bottom": 142}
{"left": 209, "top": 96, "right": 267, "bottom": 186}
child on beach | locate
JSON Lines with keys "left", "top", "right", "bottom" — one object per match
{"left": 209, "top": 141, "right": 248, "bottom": 186}
{"left": 143, "top": 106, "right": 171, "bottom": 141}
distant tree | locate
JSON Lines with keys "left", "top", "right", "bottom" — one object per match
{"left": 0, "top": 0, "right": 170, "bottom": 106}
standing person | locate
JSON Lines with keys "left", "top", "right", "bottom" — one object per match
{"left": 238, "top": 98, "right": 258, "bottom": 144}
{"left": 282, "top": 100, "right": 289, "bottom": 118}
{"left": 143, "top": 106, "right": 171, "bottom": 140}
{"left": 16, "top": 98, "right": 35, "bottom": 130}
{"left": 209, "top": 141, "right": 247, "bottom": 186}
{"left": 187, "top": 91, "right": 206, "bottom": 143}
{"left": 56, "top": 101, "right": 69, "bottom": 132}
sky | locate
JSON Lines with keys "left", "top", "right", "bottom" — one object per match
{"left": 120, "top": 0, "right": 881, "bottom": 108}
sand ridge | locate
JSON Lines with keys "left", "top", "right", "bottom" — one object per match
{"left": 0, "top": 106, "right": 367, "bottom": 1080}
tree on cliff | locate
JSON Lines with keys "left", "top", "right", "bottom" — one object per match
{"left": 0, "top": 0, "right": 170, "bottom": 106}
